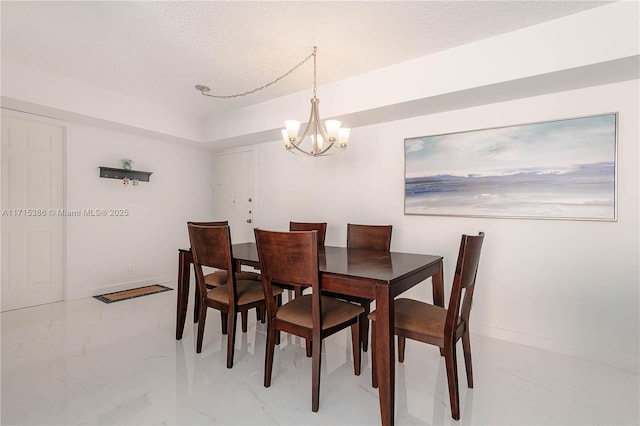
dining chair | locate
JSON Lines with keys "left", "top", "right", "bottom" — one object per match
{"left": 289, "top": 221, "right": 327, "bottom": 246}
{"left": 189, "top": 221, "right": 261, "bottom": 325}
{"left": 285, "top": 222, "right": 327, "bottom": 296}
{"left": 190, "top": 221, "right": 261, "bottom": 284}
{"left": 369, "top": 232, "right": 485, "bottom": 420}
{"left": 324, "top": 223, "right": 392, "bottom": 352}
{"left": 188, "top": 223, "right": 283, "bottom": 368}
{"left": 289, "top": 222, "right": 328, "bottom": 355}
{"left": 347, "top": 223, "right": 392, "bottom": 251}
{"left": 254, "top": 228, "right": 363, "bottom": 412}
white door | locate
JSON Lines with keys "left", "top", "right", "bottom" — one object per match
{"left": 212, "top": 150, "right": 255, "bottom": 243}
{"left": 1, "top": 116, "right": 64, "bottom": 311}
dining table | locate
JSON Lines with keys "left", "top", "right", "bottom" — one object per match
{"left": 175, "top": 243, "right": 444, "bottom": 426}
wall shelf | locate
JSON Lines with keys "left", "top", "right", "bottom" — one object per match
{"left": 99, "top": 167, "right": 153, "bottom": 182}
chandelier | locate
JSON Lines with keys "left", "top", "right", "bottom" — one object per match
{"left": 281, "top": 47, "right": 349, "bottom": 156}
{"left": 196, "top": 47, "right": 350, "bottom": 157}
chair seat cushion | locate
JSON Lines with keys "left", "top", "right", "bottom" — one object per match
{"left": 207, "top": 279, "right": 282, "bottom": 306}
{"left": 369, "top": 298, "right": 447, "bottom": 342}
{"left": 277, "top": 294, "right": 364, "bottom": 330}
{"left": 204, "top": 270, "right": 260, "bottom": 287}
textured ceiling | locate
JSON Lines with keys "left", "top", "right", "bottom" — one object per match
{"left": 1, "top": 1, "right": 611, "bottom": 120}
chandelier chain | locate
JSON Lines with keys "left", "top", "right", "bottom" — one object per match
{"left": 313, "top": 47, "right": 317, "bottom": 99}
{"left": 199, "top": 48, "right": 317, "bottom": 99}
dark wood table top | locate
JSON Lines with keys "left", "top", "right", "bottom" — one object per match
{"left": 230, "top": 242, "right": 442, "bottom": 285}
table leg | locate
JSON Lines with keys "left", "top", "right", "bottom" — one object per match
{"left": 176, "top": 251, "right": 190, "bottom": 340}
{"left": 432, "top": 260, "right": 445, "bottom": 308}
{"left": 375, "top": 285, "right": 395, "bottom": 426}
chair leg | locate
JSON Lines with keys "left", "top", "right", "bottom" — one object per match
{"left": 311, "top": 337, "right": 322, "bottom": 412}
{"left": 306, "top": 339, "right": 312, "bottom": 357}
{"left": 194, "top": 286, "right": 201, "bottom": 323}
{"left": 351, "top": 322, "right": 361, "bottom": 376}
{"left": 462, "top": 329, "right": 474, "bottom": 388}
{"left": 264, "top": 325, "right": 277, "bottom": 387}
{"left": 361, "top": 302, "right": 371, "bottom": 352}
{"left": 226, "top": 311, "right": 237, "bottom": 369}
{"left": 371, "top": 321, "right": 378, "bottom": 388}
{"left": 398, "top": 336, "right": 406, "bottom": 363}
{"left": 241, "top": 310, "right": 248, "bottom": 333}
{"left": 196, "top": 303, "right": 207, "bottom": 353}
{"left": 444, "top": 343, "right": 461, "bottom": 420}
{"left": 220, "top": 312, "right": 228, "bottom": 334}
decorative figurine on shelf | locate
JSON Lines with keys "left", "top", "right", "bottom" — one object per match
{"left": 132, "top": 179, "right": 139, "bottom": 186}
{"left": 121, "top": 158, "right": 134, "bottom": 170}
{"left": 123, "top": 177, "right": 131, "bottom": 186}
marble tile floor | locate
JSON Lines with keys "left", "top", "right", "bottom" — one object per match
{"left": 1, "top": 289, "right": 638, "bottom": 426}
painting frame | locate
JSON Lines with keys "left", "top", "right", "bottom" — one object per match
{"left": 404, "top": 113, "right": 618, "bottom": 221}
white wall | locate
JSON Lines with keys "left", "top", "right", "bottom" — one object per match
{"left": 251, "top": 80, "right": 639, "bottom": 372}
{"left": 65, "top": 123, "right": 216, "bottom": 299}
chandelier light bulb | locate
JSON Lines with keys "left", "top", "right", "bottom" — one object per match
{"left": 284, "top": 120, "right": 301, "bottom": 140}
{"left": 281, "top": 129, "right": 293, "bottom": 148}
{"left": 324, "top": 120, "right": 341, "bottom": 141}
{"left": 338, "top": 128, "right": 351, "bottom": 147}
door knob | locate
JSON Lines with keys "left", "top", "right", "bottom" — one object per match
{"left": 246, "top": 219, "right": 252, "bottom": 223}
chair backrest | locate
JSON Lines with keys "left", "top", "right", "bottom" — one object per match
{"left": 187, "top": 223, "right": 238, "bottom": 304}
{"left": 255, "top": 229, "right": 320, "bottom": 323}
{"left": 347, "top": 223, "right": 392, "bottom": 251}
{"left": 187, "top": 220, "right": 228, "bottom": 251}
{"left": 290, "top": 221, "right": 327, "bottom": 246}
{"left": 444, "top": 232, "right": 485, "bottom": 342}
{"left": 188, "top": 220, "right": 228, "bottom": 227}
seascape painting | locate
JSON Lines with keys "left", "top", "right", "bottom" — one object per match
{"left": 404, "top": 113, "right": 617, "bottom": 220}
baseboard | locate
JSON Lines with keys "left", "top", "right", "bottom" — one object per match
{"left": 473, "top": 323, "right": 639, "bottom": 374}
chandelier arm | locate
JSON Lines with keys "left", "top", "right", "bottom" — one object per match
{"left": 288, "top": 141, "right": 343, "bottom": 157}
{"left": 313, "top": 99, "right": 329, "bottom": 143}
{"left": 313, "top": 108, "right": 332, "bottom": 143}
{"left": 288, "top": 128, "right": 316, "bottom": 156}
{"left": 289, "top": 142, "right": 316, "bottom": 156}
{"left": 293, "top": 98, "right": 318, "bottom": 148}
{"left": 312, "top": 99, "right": 335, "bottom": 154}
{"left": 315, "top": 142, "right": 338, "bottom": 156}
{"left": 287, "top": 97, "right": 341, "bottom": 156}
{"left": 289, "top": 149, "right": 315, "bottom": 157}
{"left": 288, "top": 145, "right": 317, "bottom": 156}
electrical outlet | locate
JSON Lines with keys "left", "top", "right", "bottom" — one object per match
{"left": 128, "top": 265, "right": 135, "bottom": 275}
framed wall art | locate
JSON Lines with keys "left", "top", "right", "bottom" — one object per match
{"left": 404, "top": 113, "right": 617, "bottom": 220}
